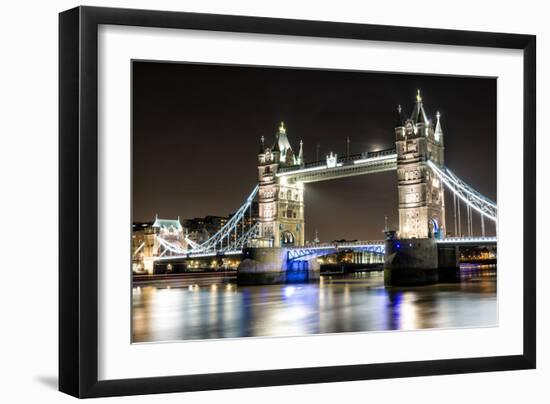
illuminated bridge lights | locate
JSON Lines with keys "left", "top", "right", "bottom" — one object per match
{"left": 436, "top": 236, "right": 497, "bottom": 245}
{"left": 352, "top": 153, "right": 398, "bottom": 165}
{"left": 153, "top": 237, "right": 498, "bottom": 262}
{"left": 195, "top": 185, "right": 259, "bottom": 253}
{"left": 287, "top": 241, "right": 386, "bottom": 261}
{"left": 276, "top": 148, "right": 397, "bottom": 183}
{"left": 133, "top": 241, "right": 145, "bottom": 257}
{"left": 427, "top": 160, "right": 497, "bottom": 222}
{"left": 154, "top": 250, "right": 243, "bottom": 261}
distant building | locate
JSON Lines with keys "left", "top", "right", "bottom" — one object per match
{"left": 132, "top": 215, "right": 186, "bottom": 274}
{"left": 184, "top": 215, "right": 228, "bottom": 244}
{"left": 132, "top": 221, "right": 156, "bottom": 272}
{"left": 152, "top": 216, "right": 185, "bottom": 243}
{"left": 228, "top": 201, "right": 260, "bottom": 238}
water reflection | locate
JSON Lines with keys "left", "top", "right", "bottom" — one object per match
{"left": 132, "top": 268, "right": 497, "bottom": 343}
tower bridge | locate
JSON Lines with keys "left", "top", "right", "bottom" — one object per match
{"left": 138, "top": 90, "right": 497, "bottom": 285}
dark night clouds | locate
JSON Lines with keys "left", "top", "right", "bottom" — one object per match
{"left": 132, "top": 61, "right": 496, "bottom": 241}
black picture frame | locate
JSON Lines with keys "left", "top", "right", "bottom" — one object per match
{"left": 59, "top": 5, "right": 536, "bottom": 398}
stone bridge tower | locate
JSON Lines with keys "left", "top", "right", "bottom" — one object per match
{"left": 394, "top": 91, "right": 446, "bottom": 239}
{"left": 256, "top": 122, "right": 305, "bottom": 247}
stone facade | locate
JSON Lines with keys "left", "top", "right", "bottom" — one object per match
{"left": 395, "top": 91, "right": 446, "bottom": 239}
{"left": 256, "top": 122, "right": 305, "bottom": 247}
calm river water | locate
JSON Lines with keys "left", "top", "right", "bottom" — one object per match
{"left": 132, "top": 266, "right": 496, "bottom": 343}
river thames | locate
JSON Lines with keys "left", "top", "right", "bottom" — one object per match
{"left": 132, "top": 266, "right": 496, "bottom": 343}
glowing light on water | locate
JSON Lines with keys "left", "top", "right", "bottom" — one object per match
{"left": 399, "top": 293, "right": 419, "bottom": 330}
{"left": 284, "top": 286, "right": 296, "bottom": 297}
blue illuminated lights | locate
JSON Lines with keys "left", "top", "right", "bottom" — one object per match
{"left": 286, "top": 242, "right": 385, "bottom": 262}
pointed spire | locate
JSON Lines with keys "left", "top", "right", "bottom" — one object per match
{"left": 258, "top": 135, "right": 265, "bottom": 154}
{"left": 297, "top": 139, "right": 304, "bottom": 165}
{"left": 279, "top": 121, "right": 286, "bottom": 135}
{"left": 272, "top": 133, "right": 280, "bottom": 153}
{"left": 396, "top": 104, "right": 406, "bottom": 126}
{"left": 410, "top": 89, "right": 428, "bottom": 124}
{"left": 434, "top": 111, "right": 443, "bottom": 141}
{"left": 273, "top": 121, "right": 293, "bottom": 163}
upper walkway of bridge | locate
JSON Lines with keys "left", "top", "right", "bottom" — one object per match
{"left": 276, "top": 147, "right": 397, "bottom": 183}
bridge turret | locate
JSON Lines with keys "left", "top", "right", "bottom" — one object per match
{"left": 271, "top": 133, "right": 281, "bottom": 164}
{"left": 258, "top": 135, "right": 266, "bottom": 156}
{"left": 434, "top": 111, "right": 444, "bottom": 147}
{"left": 396, "top": 104, "right": 406, "bottom": 125}
{"left": 297, "top": 139, "right": 304, "bottom": 166}
{"left": 395, "top": 104, "right": 407, "bottom": 141}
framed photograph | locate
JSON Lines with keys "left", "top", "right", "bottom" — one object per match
{"left": 59, "top": 6, "right": 536, "bottom": 398}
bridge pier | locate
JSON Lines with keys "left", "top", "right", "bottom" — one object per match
{"left": 384, "top": 238, "right": 438, "bottom": 286}
{"left": 437, "top": 244, "right": 461, "bottom": 283}
{"left": 237, "top": 247, "right": 319, "bottom": 285}
{"left": 384, "top": 238, "right": 460, "bottom": 286}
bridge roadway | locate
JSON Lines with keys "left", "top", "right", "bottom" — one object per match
{"left": 153, "top": 236, "right": 497, "bottom": 262}
{"left": 286, "top": 241, "right": 385, "bottom": 261}
{"left": 276, "top": 148, "right": 397, "bottom": 183}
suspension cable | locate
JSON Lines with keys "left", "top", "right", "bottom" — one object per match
{"left": 427, "top": 160, "right": 496, "bottom": 222}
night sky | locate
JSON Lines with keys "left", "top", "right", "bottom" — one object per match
{"left": 132, "top": 61, "right": 496, "bottom": 241}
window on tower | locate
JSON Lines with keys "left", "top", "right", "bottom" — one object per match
{"left": 406, "top": 141, "right": 417, "bottom": 153}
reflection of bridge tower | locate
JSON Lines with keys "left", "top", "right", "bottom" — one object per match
{"left": 395, "top": 91, "right": 446, "bottom": 239}
{"left": 256, "top": 122, "right": 305, "bottom": 247}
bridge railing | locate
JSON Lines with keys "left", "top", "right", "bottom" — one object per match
{"left": 437, "top": 236, "right": 497, "bottom": 244}
{"left": 287, "top": 241, "right": 386, "bottom": 261}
